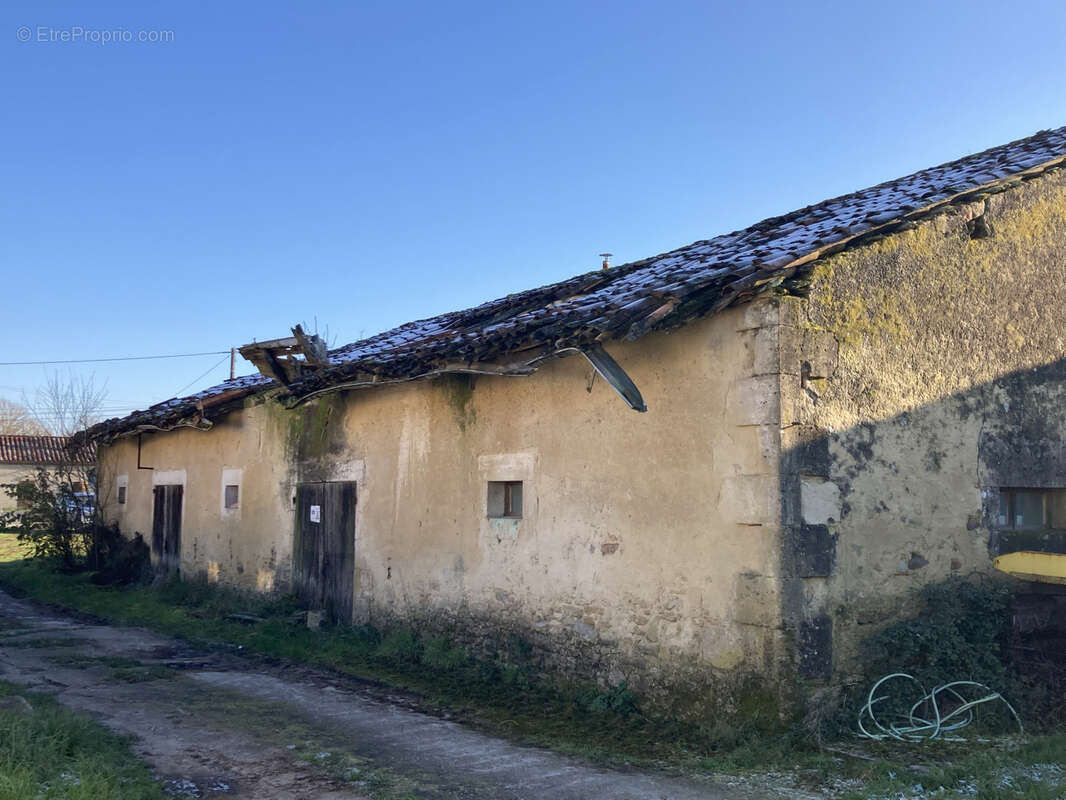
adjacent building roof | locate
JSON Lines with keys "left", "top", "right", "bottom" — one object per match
{"left": 83, "top": 125, "right": 1066, "bottom": 441}
{"left": 0, "top": 435, "right": 95, "bottom": 467}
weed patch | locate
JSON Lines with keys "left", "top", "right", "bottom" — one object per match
{"left": 0, "top": 680, "right": 163, "bottom": 799}
{"left": 0, "top": 559, "right": 789, "bottom": 771}
{"left": 0, "top": 534, "right": 31, "bottom": 563}
{"left": 5, "top": 560, "right": 1066, "bottom": 797}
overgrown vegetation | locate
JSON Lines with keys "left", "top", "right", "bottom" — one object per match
{"left": 0, "top": 534, "right": 31, "bottom": 562}
{"left": 847, "top": 574, "right": 1066, "bottom": 741}
{"left": 793, "top": 576, "right": 1066, "bottom": 798}
{"left": 0, "top": 681, "right": 164, "bottom": 799}
{"left": 4, "top": 551, "right": 1066, "bottom": 797}
{"left": 862, "top": 577, "right": 1013, "bottom": 691}
{"left": 1, "top": 469, "right": 96, "bottom": 569}
{"left": 0, "top": 558, "right": 797, "bottom": 772}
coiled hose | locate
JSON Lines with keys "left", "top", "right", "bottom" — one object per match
{"left": 857, "top": 672, "right": 1024, "bottom": 742}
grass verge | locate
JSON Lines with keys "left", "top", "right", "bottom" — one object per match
{"left": 2, "top": 558, "right": 1066, "bottom": 798}
{"left": 0, "top": 558, "right": 813, "bottom": 773}
{"left": 0, "top": 680, "right": 163, "bottom": 800}
{"left": 0, "top": 534, "right": 32, "bottom": 563}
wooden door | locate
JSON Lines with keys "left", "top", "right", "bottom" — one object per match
{"left": 293, "top": 481, "right": 356, "bottom": 622}
{"left": 151, "top": 484, "right": 183, "bottom": 574}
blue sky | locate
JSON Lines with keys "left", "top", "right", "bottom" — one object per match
{"left": 2, "top": 0, "right": 1065, "bottom": 426}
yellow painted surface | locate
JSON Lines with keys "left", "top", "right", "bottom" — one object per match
{"left": 994, "top": 551, "right": 1066, "bottom": 585}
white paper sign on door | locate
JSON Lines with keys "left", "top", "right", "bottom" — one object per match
{"left": 309, "top": 504, "right": 321, "bottom": 523}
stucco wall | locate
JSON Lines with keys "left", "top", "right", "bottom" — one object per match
{"left": 0, "top": 465, "right": 37, "bottom": 514}
{"left": 782, "top": 165, "right": 1066, "bottom": 677}
{"left": 99, "top": 404, "right": 297, "bottom": 593}
{"left": 0, "top": 465, "right": 88, "bottom": 515}
{"left": 100, "top": 306, "right": 790, "bottom": 707}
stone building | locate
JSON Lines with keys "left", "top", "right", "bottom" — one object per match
{"left": 82, "top": 126, "right": 1066, "bottom": 707}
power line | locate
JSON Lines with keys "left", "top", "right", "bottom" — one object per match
{"left": 0, "top": 350, "right": 230, "bottom": 366}
{"left": 23, "top": 411, "right": 139, "bottom": 417}
{"left": 172, "top": 354, "right": 231, "bottom": 399}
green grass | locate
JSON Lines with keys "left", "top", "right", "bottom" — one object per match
{"left": 0, "top": 534, "right": 32, "bottom": 563}
{"left": 0, "top": 681, "right": 164, "bottom": 800}
{"left": 827, "top": 735, "right": 1066, "bottom": 799}
{"left": 2, "top": 559, "right": 1066, "bottom": 799}
{"left": 0, "top": 559, "right": 803, "bottom": 771}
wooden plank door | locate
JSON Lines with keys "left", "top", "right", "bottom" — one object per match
{"left": 151, "top": 484, "right": 183, "bottom": 574}
{"left": 294, "top": 481, "right": 356, "bottom": 622}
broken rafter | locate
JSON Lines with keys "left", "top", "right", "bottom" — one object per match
{"left": 238, "top": 325, "right": 329, "bottom": 386}
{"left": 286, "top": 342, "right": 648, "bottom": 414}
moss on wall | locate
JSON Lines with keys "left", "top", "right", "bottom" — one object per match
{"left": 440, "top": 374, "right": 477, "bottom": 432}
{"left": 789, "top": 166, "right": 1066, "bottom": 679}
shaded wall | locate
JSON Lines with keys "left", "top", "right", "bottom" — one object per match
{"left": 778, "top": 166, "right": 1066, "bottom": 677}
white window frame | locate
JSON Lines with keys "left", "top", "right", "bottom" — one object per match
{"left": 221, "top": 468, "right": 242, "bottom": 518}
{"left": 116, "top": 474, "right": 129, "bottom": 510}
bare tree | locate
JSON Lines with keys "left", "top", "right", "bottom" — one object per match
{"left": 29, "top": 372, "right": 108, "bottom": 437}
{"left": 0, "top": 372, "right": 108, "bottom": 568}
{"left": 0, "top": 398, "right": 50, "bottom": 435}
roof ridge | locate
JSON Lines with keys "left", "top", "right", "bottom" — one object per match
{"left": 83, "top": 124, "right": 1066, "bottom": 439}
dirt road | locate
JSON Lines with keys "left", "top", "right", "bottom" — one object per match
{"left": 0, "top": 590, "right": 818, "bottom": 799}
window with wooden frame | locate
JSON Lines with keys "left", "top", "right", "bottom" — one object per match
{"left": 220, "top": 468, "right": 242, "bottom": 516}
{"left": 117, "top": 485, "right": 127, "bottom": 505}
{"left": 997, "top": 488, "right": 1066, "bottom": 530}
{"left": 487, "top": 481, "right": 523, "bottom": 519}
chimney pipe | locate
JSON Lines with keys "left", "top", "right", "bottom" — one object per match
{"left": 599, "top": 252, "right": 613, "bottom": 271}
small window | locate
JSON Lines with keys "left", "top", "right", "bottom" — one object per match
{"left": 487, "top": 481, "right": 522, "bottom": 519}
{"left": 998, "top": 488, "right": 1066, "bottom": 530}
{"left": 224, "top": 484, "right": 240, "bottom": 509}
{"left": 117, "top": 485, "right": 127, "bottom": 505}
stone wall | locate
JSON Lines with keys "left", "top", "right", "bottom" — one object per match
{"left": 781, "top": 165, "right": 1066, "bottom": 677}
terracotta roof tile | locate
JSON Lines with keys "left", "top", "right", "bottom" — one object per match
{"left": 0, "top": 435, "right": 95, "bottom": 466}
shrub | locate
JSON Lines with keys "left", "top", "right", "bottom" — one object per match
{"left": 88, "top": 525, "right": 151, "bottom": 585}
{"left": 1, "top": 469, "right": 94, "bottom": 569}
{"left": 862, "top": 576, "right": 1012, "bottom": 689}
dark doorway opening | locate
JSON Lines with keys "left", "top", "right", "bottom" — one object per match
{"left": 151, "top": 484, "right": 183, "bottom": 574}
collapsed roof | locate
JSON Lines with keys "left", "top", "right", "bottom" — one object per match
{"left": 81, "top": 125, "right": 1066, "bottom": 443}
